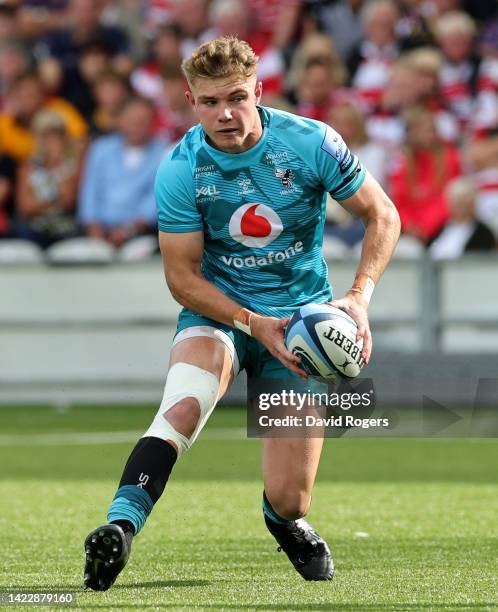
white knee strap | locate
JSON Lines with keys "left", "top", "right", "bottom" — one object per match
{"left": 142, "top": 363, "right": 220, "bottom": 456}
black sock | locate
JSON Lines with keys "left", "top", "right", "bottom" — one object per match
{"left": 117, "top": 436, "right": 178, "bottom": 504}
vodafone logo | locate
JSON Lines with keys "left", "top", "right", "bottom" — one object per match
{"left": 228, "top": 203, "right": 283, "bottom": 248}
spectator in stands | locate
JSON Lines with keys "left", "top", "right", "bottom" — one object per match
{"left": 367, "top": 49, "right": 459, "bottom": 147}
{"left": 468, "top": 132, "right": 498, "bottom": 239}
{"left": 389, "top": 106, "right": 461, "bottom": 244}
{"left": 79, "top": 96, "right": 166, "bottom": 247}
{"left": 0, "top": 41, "right": 32, "bottom": 111}
{"left": 430, "top": 176, "right": 496, "bottom": 259}
{"left": 364, "top": 56, "right": 417, "bottom": 147}
{"left": 208, "top": 0, "right": 286, "bottom": 98}
{"left": 43, "top": 39, "right": 114, "bottom": 122}
{"left": 172, "top": 0, "right": 215, "bottom": 59}
{"left": 89, "top": 69, "right": 130, "bottom": 137}
{"left": 36, "top": 0, "right": 132, "bottom": 81}
{"left": 287, "top": 33, "right": 348, "bottom": 113}
{"left": 99, "top": 0, "right": 148, "bottom": 62}
{"left": 325, "top": 100, "right": 389, "bottom": 246}
{"left": 131, "top": 23, "right": 184, "bottom": 104}
{"left": 154, "top": 65, "right": 196, "bottom": 143}
{"left": 473, "top": 20, "right": 498, "bottom": 135}
{"left": 0, "top": 4, "right": 21, "bottom": 40}
{"left": 396, "top": 0, "right": 434, "bottom": 50}
{"left": 348, "top": 0, "right": 401, "bottom": 110}
{"left": 0, "top": 71, "right": 87, "bottom": 163}
{"left": 435, "top": 11, "right": 479, "bottom": 128}
{"left": 0, "top": 154, "right": 16, "bottom": 237}
{"left": 16, "top": 109, "right": 83, "bottom": 247}
{"left": 329, "top": 101, "right": 389, "bottom": 186}
{"left": 307, "top": 0, "right": 365, "bottom": 63}
{"left": 405, "top": 47, "right": 459, "bottom": 142}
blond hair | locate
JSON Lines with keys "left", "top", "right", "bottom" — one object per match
{"left": 435, "top": 11, "right": 476, "bottom": 39}
{"left": 181, "top": 36, "right": 258, "bottom": 86}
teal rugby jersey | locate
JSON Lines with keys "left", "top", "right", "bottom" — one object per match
{"left": 155, "top": 106, "right": 366, "bottom": 318}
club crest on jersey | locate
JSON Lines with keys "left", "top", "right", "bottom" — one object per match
{"left": 274, "top": 168, "right": 294, "bottom": 188}
{"left": 228, "top": 203, "right": 283, "bottom": 247}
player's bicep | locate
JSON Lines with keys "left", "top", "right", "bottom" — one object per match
{"left": 159, "top": 230, "right": 204, "bottom": 293}
{"left": 336, "top": 172, "right": 396, "bottom": 221}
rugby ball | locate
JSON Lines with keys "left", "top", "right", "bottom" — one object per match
{"left": 285, "top": 303, "right": 365, "bottom": 382}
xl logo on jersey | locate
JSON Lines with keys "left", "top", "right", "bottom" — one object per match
{"left": 196, "top": 185, "right": 220, "bottom": 198}
{"left": 228, "top": 203, "right": 283, "bottom": 248}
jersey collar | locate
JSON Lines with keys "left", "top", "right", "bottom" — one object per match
{"left": 201, "top": 106, "right": 270, "bottom": 169}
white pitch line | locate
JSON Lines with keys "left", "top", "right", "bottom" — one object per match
{"left": 0, "top": 428, "right": 248, "bottom": 446}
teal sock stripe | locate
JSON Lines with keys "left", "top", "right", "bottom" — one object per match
{"left": 107, "top": 485, "right": 153, "bottom": 535}
{"left": 262, "top": 492, "right": 290, "bottom": 525}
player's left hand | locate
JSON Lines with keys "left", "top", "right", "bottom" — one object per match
{"left": 328, "top": 292, "right": 372, "bottom": 364}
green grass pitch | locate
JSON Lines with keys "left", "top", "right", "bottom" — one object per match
{"left": 0, "top": 405, "right": 497, "bottom": 610}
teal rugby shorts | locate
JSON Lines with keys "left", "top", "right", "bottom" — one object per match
{"left": 173, "top": 307, "right": 300, "bottom": 380}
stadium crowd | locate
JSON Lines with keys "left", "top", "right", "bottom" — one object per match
{"left": 0, "top": 0, "right": 497, "bottom": 261}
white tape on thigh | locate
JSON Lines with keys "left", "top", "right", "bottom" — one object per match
{"left": 142, "top": 363, "right": 220, "bottom": 456}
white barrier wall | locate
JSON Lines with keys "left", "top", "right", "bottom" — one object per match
{"left": 1, "top": 257, "right": 497, "bottom": 403}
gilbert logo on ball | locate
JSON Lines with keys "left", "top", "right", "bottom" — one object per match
{"left": 285, "top": 303, "right": 365, "bottom": 382}
{"left": 229, "top": 203, "right": 283, "bottom": 248}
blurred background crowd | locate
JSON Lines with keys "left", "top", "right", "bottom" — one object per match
{"left": 1, "top": 0, "right": 498, "bottom": 262}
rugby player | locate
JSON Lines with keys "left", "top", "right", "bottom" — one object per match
{"left": 83, "top": 36, "right": 400, "bottom": 591}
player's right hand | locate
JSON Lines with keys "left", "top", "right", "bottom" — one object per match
{"left": 250, "top": 315, "right": 308, "bottom": 379}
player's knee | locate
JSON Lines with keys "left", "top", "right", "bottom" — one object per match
{"left": 142, "top": 362, "right": 220, "bottom": 457}
{"left": 164, "top": 397, "right": 200, "bottom": 439}
{"left": 267, "top": 489, "right": 311, "bottom": 520}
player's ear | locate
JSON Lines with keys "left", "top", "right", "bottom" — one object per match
{"left": 255, "top": 80, "right": 263, "bottom": 104}
{"left": 185, "top": 89, "right": 195, "bottom": 107}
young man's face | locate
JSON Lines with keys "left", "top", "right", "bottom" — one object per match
{"left": 186, "top": 75, "right": 263, "bottom": 153}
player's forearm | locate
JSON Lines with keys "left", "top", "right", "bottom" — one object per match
{"left": 167, "top": 270, "right": 247, "bottom": 328}
{"left": 354, "top": 198, "right": 400, "bottom": 286}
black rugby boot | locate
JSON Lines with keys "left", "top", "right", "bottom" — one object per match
{"left": 265, "top": 515, "right": 334, "bottom": 581}
{"left": 83, "top": 524, "right": 133, "bottom": 591}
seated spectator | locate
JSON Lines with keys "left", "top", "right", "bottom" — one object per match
{"left": 468, "top": 132, "right": 498, "bottom": 239}
{"left": 473, "top": 19, "right": 498, "bottom": 136}
{"left": 173, "top": 0, "right": 216, "bottom": 59}
{"left": 42, "top": 39, "right": 114, "bottom": 122}
{"left": 0, "top": 41, "right": 32, "bottom": 111}
{"left": 405, "top": 47, "right": 459, "bottom": 142}
{"left": 79, "top": 96, "right": 166, "bottom": 247}
{"left": 325, "top": 101, "right": 389, "bottom": 247}
{"left": 0, "top": 4, "right": 21, "bottom": 40}
{"left": 0, "top": 71, "right": 87, "bottom": 163}
{"left": 208, "top": 0, "right": 286, "bottom": 98}
{"left": 430, "top": 176, "right": 496, "bottom": 259}
{"left": 389, "top": 107, "right": 461, "bottom": 244}
{"left": 435, "top": 11, "right": 479, "bottom": 128}
{"left": 309, "top": 0, "right": 365, "bottom": 63}
{"left": 89, "top": 69, "right": 130, "bottom": 137}
{"left": 348, "top": 0, "right": 401, "bottom": 111}
{"left": 16, "top": 110, "right": 83, "bottom": 248}
{"left": 295, "top": 59, "right": 338, "bottom": 122}
{"left": 131, "top": 23, "right": 184, "bottom": 104}
{"left": 36, "top": 0, "right": 132, "bottom": 80}
{"left": 0, "top": 154, "right": 16, "bottom": 237}
{"left": 287, "top": 32, "right": 349, "bottom": 117}
{"left": 154, "top": 65, "right": 197, "bottom": 143}
{"left": 329, "top": 101, "right": 389, "bottom": 186}
{"left": 367, "top": 49, "right": 459, "bottom": 147}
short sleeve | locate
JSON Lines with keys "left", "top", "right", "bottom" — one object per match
{"left": 315, "top": 123, "right": 366, "bottom": 201}
{"left": 154, "top": 152, "right": 203, "bottom": 233}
